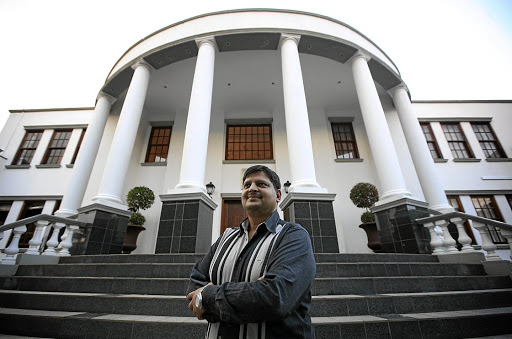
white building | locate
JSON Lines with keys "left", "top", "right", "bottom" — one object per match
{"left": 0, "top": 9, "right": 511, "bottom": 258}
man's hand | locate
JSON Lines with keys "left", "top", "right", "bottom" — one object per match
{"left": 187, "top": 282, "right": 213, "bottom": 320}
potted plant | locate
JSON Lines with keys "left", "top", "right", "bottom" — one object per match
{"left": 123, "top": 186, "right": 155, "bottom": 254}
{"left": 349, "top": 182, "right": 380, "bottom": 252}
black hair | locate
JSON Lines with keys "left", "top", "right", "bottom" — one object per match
{"left": 242, "top": 165, "right": 281, "bottom": 191}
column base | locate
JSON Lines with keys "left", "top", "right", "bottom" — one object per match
{"left": 74, "top": 203, "right": 132, "bottom": 255}
{"left": 372, "top": 198, "right": 431, "bottom": 254}
{"left": 155, "top": 192, "right": 217, "bottom": 254}
{"left": 280, "top": 192, "right": 338, "bottom": 253}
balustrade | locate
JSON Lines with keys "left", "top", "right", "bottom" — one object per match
{"left": 0, "top": 214, "right": 88, "bottom": 265}
{"left": 416, "top": 212, "right": 512, "bottom": 261}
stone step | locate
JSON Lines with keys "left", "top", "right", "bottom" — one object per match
{"left": 1, "top": 289, "right": 511, "bottom": 318}
{"left": 2, "top": 275, "right": 511, "bottom": 296}
{"left": 0, "top": 306, "right": 511, "bottom": 338}
{"left": 57, "top": 253, "right": 439, "bottom": 265}
{"left": 13, "top": 261, "right": 486, "bottom": 279}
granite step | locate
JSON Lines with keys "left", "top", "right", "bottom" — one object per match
{"left": 1, "top": 289, "right": 511, "bottom": 318}
{"left": 0, "top": 306, "right": 511, "bottom": 339}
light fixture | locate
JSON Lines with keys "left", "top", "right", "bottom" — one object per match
{"left": 283, "top": 181, "right": 291, "bottom": 194}
{"left": 206, "top": 182, "right": 215, "bottom": 197}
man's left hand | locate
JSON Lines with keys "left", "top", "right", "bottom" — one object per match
{"left": 187, "top": 283, "right": 213, "bottom": 320}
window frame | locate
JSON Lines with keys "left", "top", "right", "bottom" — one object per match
{"left": 471, "top": 122, "right": 506, "bottom": 159}
{"left": 470, "top": 195, "right": 506, "bottom": 244}
{"left": 225, "top": 124, "right": 273, "bottom": 161}
{"left": 70, "top": 128, "right": 86, "bottom": 165}
{"left": 12, "top": 130, "right": 44, "bottom": 165}
{"left": 41, "top": 129, "right": 72, "bottom": 165}
{"left": 330, "top": 122, "right": 360, "bottom": 160}
{"left": 420, "top": 123, "right": 443, "bottom": 159}
{"left": 145, "top": 126, "right": 172, "bottom": 163}
{"left": 441, "top": 123, "right": 474, "bottom": 159}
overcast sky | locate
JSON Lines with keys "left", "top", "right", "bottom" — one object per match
{"left": 1, "top": 0, "right": 511, "bottom": 131}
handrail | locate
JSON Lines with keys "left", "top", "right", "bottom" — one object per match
{"left": 0, "top": 214, "right": 87, "bottom": 233}
{"left": 416, "top": 211, "right": 512, "bottom": 232}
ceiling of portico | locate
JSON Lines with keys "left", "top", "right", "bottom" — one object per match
{"left": 141, "top": 48, "right": 361, "bottom": 117}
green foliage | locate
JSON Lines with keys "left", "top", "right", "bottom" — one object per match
{"left": 349, "top": 182, "right": 379, "bottom": 224}
{"left": 361, "top": 211, "right": 376, "bottom": 223}
{"left": 128, "top": 212, "right": 146, "bottom": 226}
{"left": 126, "top": 186, "right": 155, "bottom": 213}
{"left": 126, "top": 186, "right": 155, "bottom": 226}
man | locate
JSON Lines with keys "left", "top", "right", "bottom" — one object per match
{"left": 186, "top": 165, "right": 316, "bottom": 339}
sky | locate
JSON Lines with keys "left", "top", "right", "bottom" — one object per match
{"left": 1, "top": 0, "right": 511, "bottom": 132}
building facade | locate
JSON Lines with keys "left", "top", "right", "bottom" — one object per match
{"left": 1, "top": 10, "right": 511, "bottom": 257}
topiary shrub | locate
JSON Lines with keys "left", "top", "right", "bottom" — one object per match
{"left": 349, "top": 182, "right": 379, "bottom": 223}
{"left": 126, "top": 186, "right": 155, "bottom": 225}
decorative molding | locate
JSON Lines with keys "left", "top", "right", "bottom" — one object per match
{"left": 413, "top": 100, "right": 512, "bottom": 104}
{"left": 445, "top": 190, "right": 512, "bottom": 195}
{"left": 481, "top": 176, "right": 512, "bottom": 180}
{"left": 5, "top": 165, "right": 30, "bottom": 169}
{"left": 35, "top": 164, "right": 61, "bottom": 169}
{"left": 452, "top": 158, "right": 481, "bottom": 163}
{"left": 334, "top": 158, "right": 363, "bottom": 163}
{"left": 225, "top": 118, "right": 273, "bottom": 125}
{"left": 279, "top": 192, "right": 336, "bottom": 210}
{"left": 9, "top": 107, "right": 94, "bottom": 114}
{"left": 349, "top": 50, "right": 371, "bottom": 63}
{"left": 485, "top": 158, "right": 512, "bottom": 163}
{"left": 328, "top": 117, "right": 354, "bottom": 123}
{"left": 160, "top": 192, "right": 218, "bottom": 210}
{"left": 150, "top": 121, "right": 174, "bottom": 127}
{"left": 387, "top": 84, "right": 407, "bottom": 97}
{"left": 97, "top": 92, "right": 117, "bottom": 104}
{"left": 371, "top": 197, "right": 429, "bottom": 213}
{"left": 25, "top": 124, "right": 88, "bottom": 131}
{"left": 132, "top": 59, "right": 155, "bottom": 72}
{"left": 418, "top": 117, "right": 492, "bottom": 123}
{"left": 78, "top": 203, "right": 132, "bottom": 217}
{"left": 279, "top": 33, "right": 301, "bottom": 46}
{"left": 223, "top": 160, "right": 275, "bottom": 165}
{"left": 141, "top": 162, "right": 167, "bottom": 166}
{"left": 195, "top": 35, "right": 217, "bottom": 49}
{"left": 0, "top": 195, "right": 63, "bottom": 201}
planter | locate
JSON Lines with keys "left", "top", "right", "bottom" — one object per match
{"left": 359, "top": 222, "right": 381, "bottom": 252}
{"left": 123, "top": 224, "right": 146, "bottom": 254}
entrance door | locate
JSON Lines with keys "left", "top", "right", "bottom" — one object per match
{"left": 220, "top": 198, "right": 246, "bottom": 235}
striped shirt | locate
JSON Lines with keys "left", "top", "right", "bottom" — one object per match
{"left": 188, "top": 210, "right": 316, "bottom": 339}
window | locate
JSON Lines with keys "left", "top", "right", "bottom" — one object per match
{"left": 441, "top": 123, "right": 473, "bottom": 159}
{"left": 420, "top": 123, "right": 442, "bottom": 159}
{"left": 446, "top": 195, "right": 476, "bottom": 244}
{"left": 331, "top": 122, "right": 359, "bottom": 159}
{"left": 42, "top": 130, "right": 72, "bottom": 165}
{"left": 145, "top": 126, "right": 172, "bottom": 163}
{"left": 225, "top": 124, "right": 273, "bottom": 160}
{"left": 70, "top": 128, "right": 86, "bottom": 164}
{"left": 12, "top": 130, "right": 43, "bottom": 165}
{"left": 471, "top": 196, "right": 506, "bottom": 244}
{"left": 471, "top": 123, "right": 506, "bottom": 158}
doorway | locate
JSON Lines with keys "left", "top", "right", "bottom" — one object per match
{"left": 220, "top": 198, "right": 246, "bottom": 235}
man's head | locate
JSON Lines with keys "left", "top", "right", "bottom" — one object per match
{"left": 241, "top": 165, "right": 282, "bottom": 220}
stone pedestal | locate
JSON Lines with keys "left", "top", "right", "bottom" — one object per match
{"left": 74, "top": 204, "right": 131, "bottom": 255}
{"left": 280, "top": 192, "right": 338, "bottom": 253}
{"left": 372, "top": 198, "right": 431, "bottom": 254}
{"left": 156, "top": 193, "right": 217, "bottom": 253}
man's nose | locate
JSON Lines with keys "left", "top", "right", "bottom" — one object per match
{"left": 248, "top": 183, "right": 259, "bottom": 191}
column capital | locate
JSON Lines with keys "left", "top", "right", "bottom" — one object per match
{"left": 132, "top": 59, "right": 154, "bottom": 72}
{"left": 280, "top": 33, "right": 301, "bottom": 46}
{"left": 97, "top": 92, "right": 117, "bottom": 105}
{"left": 350, "top": 51, "right": 371, "bottom": 63}
{"left": 195, "top": 36, "right": 217, "bottom": 49}
{"left": 388, "top": 84, "right": 408, "bottom": 98}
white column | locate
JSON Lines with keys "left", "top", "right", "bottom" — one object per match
{"left": 350, "top": 52, "right": 411, "bottom": 202}
{"left": 174, "top": 37, "right": 216, "bottom": 194}
{"left": 280, "top": 34, "right": 326, "bottom": 193}
{"left": 93, "top": 60, "right": 152, "bottom": 207}
{"left": 389, "top": 85, "right": 454, "bottom": 213}
{"left": 55, "top": 93, "right": 115, "bottom": 217}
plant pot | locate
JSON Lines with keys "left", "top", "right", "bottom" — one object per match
{"left": 359, "top": 222, "right": 381, "bottom": 252}
{"left": 123, "top": 224, "right": 146, "bottom": 254}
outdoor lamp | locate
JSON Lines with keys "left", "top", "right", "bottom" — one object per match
{"left": 206, "top": 182, "right": 215, "bottom": 197}
{"left": 283, "top": 181, "right": 291, "bottom": 194}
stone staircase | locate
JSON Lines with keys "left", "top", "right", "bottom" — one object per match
{"left": 0, "top": 253, "right": 511, "bottom": 338}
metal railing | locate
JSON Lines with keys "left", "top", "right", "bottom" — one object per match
{"left": 416, "top": 211, "right": 512, "bottom": 261}
{"left": 0, "top": 214, "right": 89, "bottom": 265}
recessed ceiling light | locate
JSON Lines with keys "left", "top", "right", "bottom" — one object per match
{"left": 307, "top": 45, "right": 312, "bottom": 50}
{"left": 225, "top": 42, "right": 231, "bottom": 47}
{"left": 185, "top": 48, "right": 191, "bottom": 54}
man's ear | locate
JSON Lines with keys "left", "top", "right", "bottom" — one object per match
{"left": 276, "top": 189, "right": 282, "bottom": 202}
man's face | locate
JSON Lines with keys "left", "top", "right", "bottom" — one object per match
{"left": 242, "top": 171, "right": 282, "bottom": 218}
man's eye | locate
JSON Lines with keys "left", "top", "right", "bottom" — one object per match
{"left": 243, "top": 184, "right": 251, "bottom": 189}
{"left": 258, "top": 183, "right": 268, "bottom": 187}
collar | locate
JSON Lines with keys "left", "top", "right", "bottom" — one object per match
{"left": 239, "top": 210, "right": 282, "bottom": 234}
